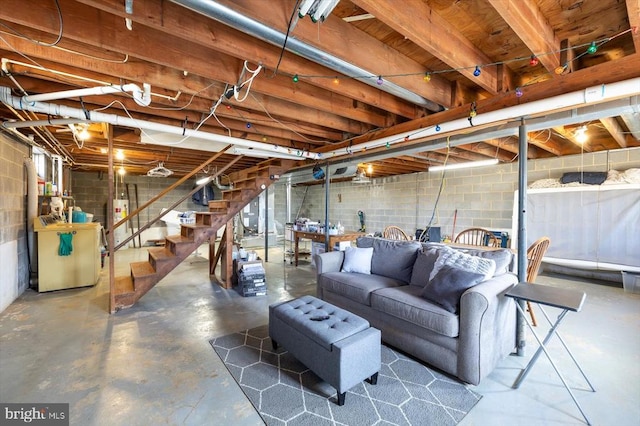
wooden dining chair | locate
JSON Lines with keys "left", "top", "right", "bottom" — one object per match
{"left": 383, "top": 225, "right": 410, "bottom": 240}
{"left": 454, "top": 227, "right": 500, "bottom": 247}
{"left": 525, "top": 237, "right": 551, "bottom": 326}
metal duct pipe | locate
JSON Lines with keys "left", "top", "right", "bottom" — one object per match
{"left": 170, "top": 0, "right": 442, "bottom": 112}
{"left": 0, "top": 86, "right": 320, "bottom": 160}
{"left": 620, "top": 112, "right": 640, "bottom": 139}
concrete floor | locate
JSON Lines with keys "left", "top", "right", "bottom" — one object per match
{"left": 1, "top": 244, "right": 639, "bottom": 425}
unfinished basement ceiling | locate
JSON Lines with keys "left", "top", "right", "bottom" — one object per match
{"left": 0, "top": 0, "right": 638, "bottom": 179}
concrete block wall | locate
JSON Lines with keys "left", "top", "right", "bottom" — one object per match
{"left": 0, "top": 133, "right": 30, "bottom": 313}
{"left": 70, "top": 171, "right": 215, "bottom": 243}
{"left": 292, "top": 147, "right": 640, "bottom": 241}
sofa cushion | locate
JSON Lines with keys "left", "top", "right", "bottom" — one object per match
{"left": 319, "top": 271, "right": 405, "bottom": 306}
{"left": 341, "top": 246, "right": 373, "bottom": 274}
{"left": 371, "top": 239, "right": 421, "bottom": 284}
{"left": 421, "top": 265, "right": 486, "bottom": 313}
{"left": 409, "top": 246, "right": 441, "bottom": 287}
{"left": 371, "top": 285, "right": 459, "bottom": 337}
{"left": 430, "top": 246, "right": 496, "bottom": 281}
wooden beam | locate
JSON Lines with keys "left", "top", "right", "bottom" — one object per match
{"left": 352, "top": 0, "right": 503, "bottom": 94}
{"left": 317, "top": 53, "right": 640, "bottom": 157}
{"left": 0, "top": 1, "right": 390, "bottom": 127}
{"left": 210, "top": 0, "right": 454, "bottom": 109}
{"left": 74, "top": 0, "right": 422, "bottom": 120}
{"left": 486, "top": 0, "right": 561, "bottom": 75}
{"left": 626, "top": 0, "right": 640, "bottom": 54}
{"left": 553, "top": 126, "right": 592, "bottom": 152}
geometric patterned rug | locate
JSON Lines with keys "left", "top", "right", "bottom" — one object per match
{"left": 210, "top": 325, "right": 481, "bottom": 425}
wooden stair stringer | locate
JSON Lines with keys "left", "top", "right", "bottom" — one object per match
{"left": 113, "top": 158, "right": 298, "bottom": 310}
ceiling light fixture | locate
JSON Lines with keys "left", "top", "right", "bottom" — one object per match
{"left": 233, "top": 147, "right": 306, "bottom": 160}
{"left": 428, "top": 158, "right": 499, "bottom": 172}
{"left": 298, "top": 0, "right": 340, "bottom": 22}
{"left": 574, "top": 126, "right": 588, "bottom": 144}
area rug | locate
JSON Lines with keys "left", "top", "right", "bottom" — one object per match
{"left": 210, "top": 325, "right": 481, "bottom": 425}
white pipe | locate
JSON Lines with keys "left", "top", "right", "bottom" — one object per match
{"left": 23, "top": 83, "right": 151, "bottom": 107}
{"left": 0, "top": 86, "right": 320, "bottom": 160}
{"left": 24, "top": 157, "right": 38, "bottom": 273}
{"left": 321, "top": 77, "right": 640, "bottom": 159}
{"left": 232, "top": 147, "right": 308, "bottom": 160}
{"left": 2, "top": 58, "right": 182, "bottom": 102}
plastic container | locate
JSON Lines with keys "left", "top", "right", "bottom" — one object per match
{"left": 72, "top": 211, "right": 87, "bottom": 223}
{"left": 621, "top": 271, "right": 640, "bottom": 294}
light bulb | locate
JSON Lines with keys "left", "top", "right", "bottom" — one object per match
{"left": 587, "top": 41, "right": 597, "bottom": 54}
{"left": 575, "top": 126, "right": 588, "bottom": 144}
{"left": 292, "top": 74, "right": 299, "bottom": 83}
{"left": 246, "top": 122, "right": 252, "bottom": 128}
{"left": 115, "top": 150, "right": 125, "bottom": 160}
{"left": 435, "top": 124, "right": 441, "bottom": 132}
{"left": 366, "top": 164, "right": 373, "bottom": 174}
{"left": 423, "top": 73, "right": 431, "bottom": 82}
{"left": 529, "top": 55, "right": 539, "bottom": 66}
{"left": 473, "top": 66, "right": 481, "bottom": 77}
{"left": 376, "top": 76, "right": 383, "bottom": 85}
{"left": 118, "top": 166, "right": 126, "bottom": 176}
{"left": 333, "top": 76, "right": 339, "bottom": 85}
{"left": 555, "top": 64, "right": 568, "bottom": 75}
{"left": 515, "top": 87, "right": 523, "bottom": 97}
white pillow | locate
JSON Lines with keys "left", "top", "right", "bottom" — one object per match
{"left": 341, "top": 246, "right": 373, "bottom": 274}
{"left": 430, "top": 247, "right": 496, "bottom": 281}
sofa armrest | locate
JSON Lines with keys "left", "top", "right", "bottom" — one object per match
{"left": 457, "top": 273, "right": 518, "bottom": 385}
{"left": 315, "top": 251, "right": 344, "bottom": 275}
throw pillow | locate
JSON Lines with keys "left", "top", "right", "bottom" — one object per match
{"left": 371, "top": 238, "right": 421, "bottom": 284}
{"left": 341, "top": 246, "right": 374, "bottom": 274}
{"left": 421, "top": 265, "right": 486, "bottom": 313}
{"left": 430, "top": 247, "right": 496, "bottom": 281}
{"left": 409, "top": 247, "right": 441, "bottom": 287}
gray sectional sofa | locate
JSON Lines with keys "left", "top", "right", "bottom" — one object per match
{"left": 315, "top": 236, "right": 518, "bottom": 385}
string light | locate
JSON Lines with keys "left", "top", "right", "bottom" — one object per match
{"left": 286, "top": 29, "right": 631, "bottom": 85}
{"left": 246, "top": 122, "right": 252, "bottom": 128}
{"left": 555, "top": 64, "right": 568, "bottom": 75}
{"left": 333, "top": 76, "right": 339, "bottom": 85}
{"left": 435, "top": 125, "right": 441, "bottom": 131}
{"left": 515, "top": 87, "right": 523, "bottom": 97}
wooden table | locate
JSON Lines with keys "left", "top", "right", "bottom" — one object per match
{"left": 293, "top": 230, "right": 364, "bottom": 266}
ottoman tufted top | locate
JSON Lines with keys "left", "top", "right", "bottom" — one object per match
{"left": 272, "top": 295, "right": 370, "bottom": 351}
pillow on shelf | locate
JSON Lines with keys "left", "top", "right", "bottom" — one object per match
{"left": 341, "top": 246, "right": 374, "bottom": 274}
{"left": 430, "top": 247, "right": 496, "bottom": 281}
{"left": 421, "top": 265, "right": 486, "bottom": 313}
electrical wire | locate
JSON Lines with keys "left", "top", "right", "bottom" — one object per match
{"left": 0, "top": 0, "right": 63, "bottom": 47}
{"left": 423, "top": 136, "right": 451, "bottom": 234}
{"left": 270, "top": 0, "right": 301, "bottom": 77}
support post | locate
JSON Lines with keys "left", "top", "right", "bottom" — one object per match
{"left": 324, "top": 164, "right": 330, "bottom": 251}
{"left": 516, "top": 118, "right": 528, "bottom": 355}
{"left": 107, "top": 124, "right": 115, "bottom": 314}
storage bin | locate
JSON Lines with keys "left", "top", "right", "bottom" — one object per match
{"left": 621, "top": 271, "right": 640, "bottom": 294}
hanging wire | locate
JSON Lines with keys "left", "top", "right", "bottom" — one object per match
{"left": 270, "top": 0, "right": 301, "bottom": 77}
{"left": 0, "top": 0, "right": 63, "bottom": 47}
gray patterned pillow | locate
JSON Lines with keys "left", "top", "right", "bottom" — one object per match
{"left": 421, "top": 265, "right": 486, "bottom": 313}
{"left": 430, "top": 247, "right": 496, "bottom": 281}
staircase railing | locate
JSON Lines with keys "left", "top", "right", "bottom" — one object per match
{"left": 108, "top": 144, "right": 241, "bottom": 251}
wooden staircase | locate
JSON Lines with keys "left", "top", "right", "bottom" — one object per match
{"left": 113, "top": 159, "right": 296, "bottom": 310}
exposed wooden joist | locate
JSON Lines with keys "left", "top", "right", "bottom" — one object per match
{"left": 211, "top": 0, "right": 454, "bottom": 109}
{"left": 486, "top": 0, "right": 561, "bottom": 75}
{"left": 626, "top": 0, "right": 640, "bottom": 53}
{"left": 352, "top": 0, "right": 505, "bottom": 94}
{"left": 599, "top": 117, "right": 629, "bottom": 148}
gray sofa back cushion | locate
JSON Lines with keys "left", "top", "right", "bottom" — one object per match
{"left": 357, "top": 237, "right": 421, "bottom": 284}
{"left": 463, "top": 248, "right": 513, "bottom": 276}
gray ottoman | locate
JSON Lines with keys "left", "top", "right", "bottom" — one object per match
{"left": 269, "top": 295, "right": 381, "bottom": 405}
